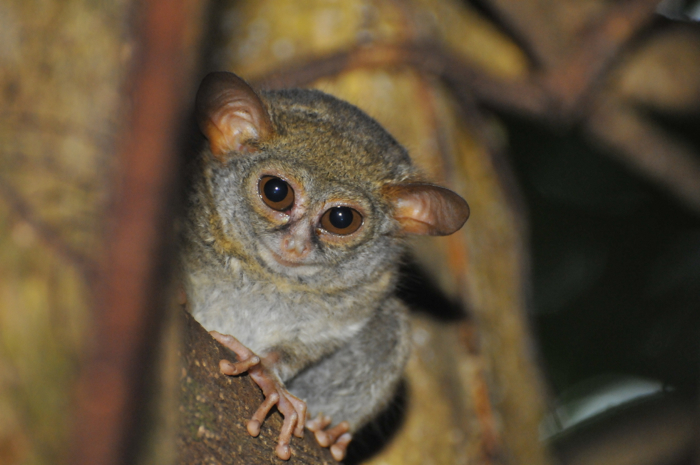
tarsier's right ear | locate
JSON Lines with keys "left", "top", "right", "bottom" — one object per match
{"left": 382, "top": 183, "right": 470, "bottom": 236}
{"left": 195, "top": 72, "right": 274, "bottom": 160}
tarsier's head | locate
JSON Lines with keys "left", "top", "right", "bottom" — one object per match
{"left": 194, "top": 72, "right": 469, "bottom": 287}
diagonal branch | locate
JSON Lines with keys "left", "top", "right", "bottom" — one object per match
{"left": 544, "top": 0, "right": 663, "bottom": 116}
{"left": 586, "top": 97, "right": 700, "bottom": 211}
{"left": 252, "top": 42, "right": 550, "bottom": 116}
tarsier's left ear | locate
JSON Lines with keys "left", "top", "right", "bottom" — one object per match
{"left": 195, "top": 72, "right": 274, "bottom": 159}
{"left": 382, "top": 183, "right": 470, "bottom": 236}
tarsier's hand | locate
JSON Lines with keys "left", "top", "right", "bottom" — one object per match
{"left": 210, "top": 331, "right": 354, "bottom": 461}
{"left": 210, "top": 331, "right": 306, "bottom": 460}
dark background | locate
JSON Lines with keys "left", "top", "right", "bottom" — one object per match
{"left": 504, "top": 109, "right": 700, "bottom": 398}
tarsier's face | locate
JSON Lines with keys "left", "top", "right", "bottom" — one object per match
{"left": 251, "top": 171, "right": 368, "bottom": 275}
{"left": 196, "top": 72, "right": 470, "bottom": 284}
{"left": 212, "top": 152, "right": 400, "bottom": 283}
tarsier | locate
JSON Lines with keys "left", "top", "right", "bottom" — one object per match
{"left": 181, "top": 72, "right": 469, "bottom": 461}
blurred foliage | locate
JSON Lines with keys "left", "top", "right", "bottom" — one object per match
{"left": 0, "top": 1, "right": 131, "bottom": 464}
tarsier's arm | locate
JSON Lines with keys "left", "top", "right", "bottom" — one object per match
{"left": 287, "top": 298, "right": 411, "bottom": 434}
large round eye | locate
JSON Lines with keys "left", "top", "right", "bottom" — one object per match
{"left": 320, "top": 206, "right": 363, "bottom": 235}
{"left": 259, "top": 176, "right": 294, "bottom": 211}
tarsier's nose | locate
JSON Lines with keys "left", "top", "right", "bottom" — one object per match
{"left": 281, "top": 234, "right": 310, "bottom": 259}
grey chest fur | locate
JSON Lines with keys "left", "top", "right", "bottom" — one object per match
{"left": 185, "top": 264, "right": 371, "bottom": 366}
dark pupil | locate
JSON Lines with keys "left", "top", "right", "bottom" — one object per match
{"left": 264, "top": 178, "right": 288, "bottom": 203}
{"left": 329, "top": 207, "right": 354, "bottom": 229}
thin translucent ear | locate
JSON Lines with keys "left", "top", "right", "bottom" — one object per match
{"left": 383, "top": 183, "right": 470, "bottom": 236}
{"left": 195, "top": 72, "right": 273, "bottom": 160}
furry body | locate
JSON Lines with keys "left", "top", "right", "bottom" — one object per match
{"left": 181, "top": 88, "right": 414, "bottom": 429}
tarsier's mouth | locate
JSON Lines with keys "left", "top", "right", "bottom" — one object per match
{"left": 268, "top": 250, "right": 304, "bottom": 268}
{"left": 258, "top": 246, "right": 322, "bottom": 276}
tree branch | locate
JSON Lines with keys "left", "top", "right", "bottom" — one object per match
{"left": 177, "top": 310, "right": 336, "bottom": 464}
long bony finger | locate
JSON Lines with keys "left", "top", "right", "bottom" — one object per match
{"left": 209, "top": 331, "right": 255, "bottom": 360}
{"left": 315, "top": 421, "right": 350, "bottom": 448}
{"left": 330, "top": 433, "right": 352, "bottom": 461}
{"left": 275, "top": 411, "right": 298, "bottom": 460}
{"left": 289, "top": 397, "right": 307, "bottom": 437}
{"left": 247, "top": 392, "right": 279, "bottom": 437}
{"left": 219, "top": 356, "right": 260, "bottom": 375}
